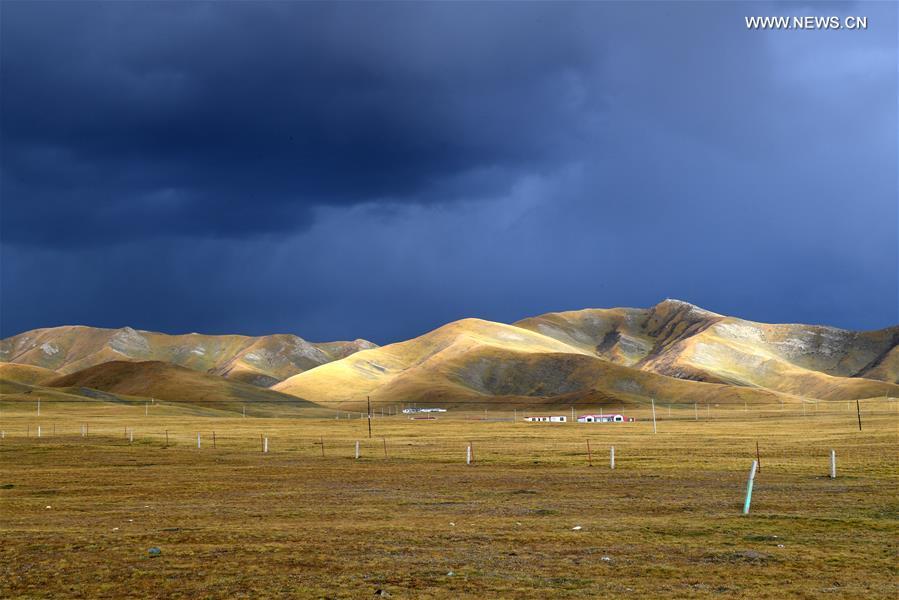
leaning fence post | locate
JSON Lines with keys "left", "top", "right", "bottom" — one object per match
{"left": 830, "top": 449, "right": 836, "bottom": 479}
{"left": 742, "top": 460, "right": 759, "bottom": 515}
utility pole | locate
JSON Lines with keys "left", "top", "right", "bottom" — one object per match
{"left": 367, "top": 396, "right": 372, "bottom": 439}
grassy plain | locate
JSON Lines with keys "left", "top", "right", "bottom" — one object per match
{"left": 1, "top": 398, "right": 897, "bottom": 598}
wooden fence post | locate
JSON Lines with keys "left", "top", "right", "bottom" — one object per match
{"left": 756, "top": 441, "right": 761, "bottom": 472}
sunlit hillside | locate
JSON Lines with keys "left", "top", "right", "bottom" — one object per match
{"left": 0, "top": 362, "right": 58, "bottom": 386}
{"left": 275, "top": 301, "right": 898, "bottom": 409}
{"left": 37, "top": 360, "right": 317, "bottom": 412}
{"left": 0, "top": 326, "right": 375, "bottom": 386}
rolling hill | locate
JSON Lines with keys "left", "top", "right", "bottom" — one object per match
{"left": 274, "top": 301, "right": 898, "bottom": 409}
{"left": 0, "top": 326, "right": 376, "bottom": 386}
{"left": 43, "top": 360, "right": 317, "bottom": 412}
{"left": 3, "top": 300, "right": 896, "bottom": 412}
{"left": 515, "top": 300, "right": 899, "bottom": 392}
{"left": 0, "top": 362, "right": 58, "bottom": 386}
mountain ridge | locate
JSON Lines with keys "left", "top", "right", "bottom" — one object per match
{"left": 0, "top": 325, "right": 377, "bottom": 386}
{"left": 272, "top": 300, "right": 898, "bottom": 408}
{"left": 3, "top": 300, "right": 897, "bottom": 410}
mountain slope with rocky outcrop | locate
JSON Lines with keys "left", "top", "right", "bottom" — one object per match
{"left": 274, "top": 300, "right": 898, "bottom": 409}
{"left": 0, "top": 325, "right": 376, "bottom": 386}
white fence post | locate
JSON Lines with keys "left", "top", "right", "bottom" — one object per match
{"left": 610, "top": 446, "right": 615, "bottom": 470}
{"left": 263, "top": 437, "right": 269, "bottom": 453}
{"left": 742, "top": 460, "right": 759, "bottom": 515}
{"left": 197, "top": 433, "right": 201, "bottom": 449}
{"left": 466, "top": 445, "right": 472, "bottom": 465}
{"left": 355, "top": 440, "right": 360, "bottom": 459}
{"left": 830, "top": 449, "right": 836, "bottom": 479}
{"left": 651, "top": 399, "right": 657, "bottom": 434}
{"left": 37, "top": 426, "right": 41, "bottom": 438}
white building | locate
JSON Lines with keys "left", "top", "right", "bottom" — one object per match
{"left": 577, "top": 414, "right": 632, "bottom": 423}
{"left": 402, "top": 407, "right": 447, "bottom": 414}
{"left": 523, "top": 415, "right": 567, "bottom": 423}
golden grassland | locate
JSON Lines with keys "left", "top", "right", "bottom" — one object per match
{"left": 0, "top": 397, "right": 897, "bottom": 599}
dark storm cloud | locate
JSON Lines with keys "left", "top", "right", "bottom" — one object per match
{"left": 1, "top": 1, "right": 896, "bottom": 341}
{"left": 1, "top": 1, "right": 602, "bottom": 245}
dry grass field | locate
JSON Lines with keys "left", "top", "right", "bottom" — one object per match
{"left": 1, "top": 398, "right": 896, "bottom": 599}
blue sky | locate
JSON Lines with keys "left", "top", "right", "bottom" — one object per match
{"left": 1, "top": 1, "right": 896, "bottom": 343}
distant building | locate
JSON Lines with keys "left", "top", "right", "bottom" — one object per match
{"left": 523, "top": 415, "right": 567, "bottom": 423}
{"left": 402, "top": 407, "right": 447, "bottom": 414}
{"left": 577, "top": 414, "right": 634, "bottom": 423}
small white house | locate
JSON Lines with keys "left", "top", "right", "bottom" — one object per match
{"left": 577, "top": 414, "right": 632, "bottom": 423}
{"left": 524, "top": 415, "right": 567, "bottom": 423}
{"left": 402, "top": 407, "right": 447, "bottom": 414}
